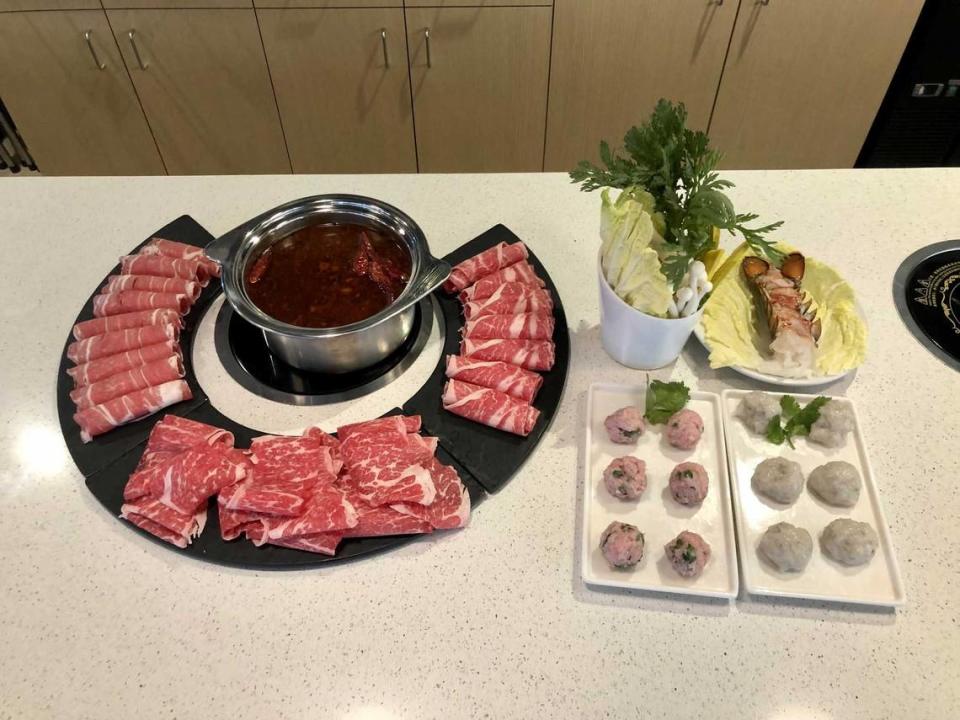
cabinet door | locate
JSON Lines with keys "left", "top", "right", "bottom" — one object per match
{"left": 107, "top": 9, "right": 289, "bottom": 174}
{"left": 258, "top": 8, "right": 415, "bottom": 173}
{"left": 0, "top": 0, "right": 99, "bottom": 10}
{"left": 544, "top": 0, "right": 737, "bottom": 171}
{"left": 406, "top": 6, "right": 551, "bottom": 172}
{"left": 0, "top": 11, "right": 163, "bottom": 175}
{"left": 709, "top": 0, "right": 924, "bottom": 169}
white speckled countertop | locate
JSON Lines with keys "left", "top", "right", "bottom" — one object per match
{"left": 1, "top": 171, "right": 959, "bottom": 720}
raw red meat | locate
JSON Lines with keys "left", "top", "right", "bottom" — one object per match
{"left": 219, "top": 474, "right": 308, "bottom": 518}
{"left": 93, "top": 290, "right": 189, "bottom": 317}
{"left": 463, "top": 312, "right": 555, "bottom": 341}
{"left": 122, "top": 445, "right": 246, "bottom": 513}
{"left": 66, "top": 323, "right": 178, "bottom": 364}
{"left": 442, "top": 379, "right": 540, "bottom": 436}
{"left": 460, "top": 338, "right": 555, "bottom": 371}
{"left": 250, "top": 434, "right": 340, "bottom": 483}
{"left": 141, "top": 237, "right": 221, "bottom": 278}
{"left": 442, "top": 242, "right": 529, "bottom": 293}
{"left": 119, "top": 254, "right": 211, "bottom": 285}
{"left": 391, "top": 457, "right": 471, "bottom": 530}
{"left": 337, "top": 416, "right": 437, "bottom": 506}
{"left": 120, "top": 499, "right": 206, "bottom": 549}
{"left": 266, "top": 532, "right": 343, "bottom": 555}
{"left": 67, "top": 340, "right": 179, "bottom": 388}
{"left": 458, "top": 261, "right": 544, "bottom": 302}
{"left": 102, "top": 274, "right": 201, "bottom": 301}
{"left": 341, "top": 500, "right": 433, "bottom": 537}
{"left": 73, "top": 379, "right": 193, "bottom": 443}
{"left": 72, "top": 308, "right": 181, "bottom": 340}
{"left": 462, "top": 288, "right": 553, "bottom": 319}
{"left": 70, "top": 355, "right": 183, "bottom": 410}
{"left": 444, "top": 355, "right": 543, "bottom": 402}
{"left": 258, "top": 485, "right": 358, "bottom": 541}
{"left": 143, "top": 414, "right": 235, "bottom": 454}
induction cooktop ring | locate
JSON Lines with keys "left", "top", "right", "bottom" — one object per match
{"left": 893, "top": 238, "right": 960, "bottom": 373}
{"left": 211, "top": 294, "right": 442, "bottom": 406}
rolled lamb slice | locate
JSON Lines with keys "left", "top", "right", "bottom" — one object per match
{"left": 460, "top": 338, "right": 555, "bottom": 372}
{"left": 101, "top": 274, "right": 200, "bottom": 302}
{"left": 70, "top": 355, "right": 184, "bottom": 410}
{"left": 93, "top": 290, "right": 190, "bottom": 317}
{"left": 119, "top": 254, "right": 210, "bottom": 286}
{"left": 462, "top": 288, "right": 553, "bottom": 319}
{"left": 141, "top": 237, "right": 221, "bottom": 278}
{"left": 458, "top": 262, "right": 544, "bottom": 302}
{"left": 67, "top": 340, "right": 179, "bottom": 388}
{"left": 66, "top": 323, "right": 178, "bottom": 365}
{"left": 462, "top": 312, "right": 555, "bottom": 341}
{"left": 72, "top": 308, "right": 181, "bottom": 340}
{"left": 73, "top": 379, "right": 193, "bottom": 443}
{"left": 442, "top": 241, "right": 528, "bottom": 293}
{"left": 444, "top": 355, "right": 543, "bottom": 403}
{"left": 442, "top": 379, "right": 540, "bottom": 437}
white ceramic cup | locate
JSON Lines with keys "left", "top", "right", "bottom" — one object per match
{"left": 598, "top": 258, "right": 703, "bottom": 369}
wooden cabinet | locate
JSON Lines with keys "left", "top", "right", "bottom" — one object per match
{"left": 709, "top": 0, "right": 924, "bottom": 169}
{"left": 102, "top": 0, "right": 251, "bottom": 8}
{"left": 256, "top": 0, "right": 399, "bottom": 7}
{"left": 406, "top": 6, "right": 551, "bottom": 172}
{"left": 106, "top": 9, "right": 289, "bottom": 174}
{"left": 258, "top": 8, "right": 415, "bottom": 173}
{"left": 544, "top": 0, "right": 737, "bottom": 171}
{"left": 0, "top": 0, "right": 98, "bottom": 10}
{"left": 0, "top": 10, "right": 163, "bottom": 175}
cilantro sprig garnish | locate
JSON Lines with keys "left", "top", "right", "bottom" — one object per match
{"left": 569, "top": 99, "right": 784, "bottom": 288}
{"left": 765, "top": 395, "right": 829, "bottom": 448}
{"left": 644, "top": 379, "right": 690, "bottom": 425}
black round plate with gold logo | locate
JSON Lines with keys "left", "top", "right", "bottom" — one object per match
{"left": 894, "top": 240, "right": 960, "bottom": 372}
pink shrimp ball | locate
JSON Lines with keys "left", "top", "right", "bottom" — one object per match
{"left": 664, "top": 530, "right": 712, "bottom": 578}
{"left": 665, "top": 409, "right": 704, "bottom": 450}
{"left": 603, "top": 406, "right": 645, "bottom": 444}
{"left": 669, "top": 462, "right": 709, "bottom": 506}
{"left": 599, "top": 521, "right": 645, "bottom": 569}
{"left": 602, "top": 456, "right": 647, "bottom": 500}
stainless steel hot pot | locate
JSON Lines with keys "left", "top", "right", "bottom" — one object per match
{"left": 204, "top": 194, "right": 450, "bottom": 374}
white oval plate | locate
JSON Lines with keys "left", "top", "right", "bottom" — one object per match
{"left": 692, "top": 323, "right": 853, "bottom": 387}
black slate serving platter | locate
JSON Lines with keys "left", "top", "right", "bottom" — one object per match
{"left": 403, "top": 224, "right": 571, "bottom": 493}
{"left": 57, "top": 216, "right": 568, "bottom": 568}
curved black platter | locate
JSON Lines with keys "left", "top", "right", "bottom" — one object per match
{"left": 57, "top": 215, "right": 570, "bottom": 569}
{"left": 893, "top": 239, "right": 960, "bottom": 372}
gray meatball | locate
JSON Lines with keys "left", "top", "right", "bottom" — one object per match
{"left": 603, "top": 406, "right": 645, "bottom": 444}
{"left": 808, "top": 400, "right": 856, "bottom": 448}
{"left": 808, "top": 461, "right": 861, "bottom": 507}
{"left": 599, "top": 521, "right": 645, "bottom": 569}
{"left": 602, "top": 456, "right": 647, "bottom": 500}
{"left": 736, "top": 391, "right": 781, "bottom": 434}
{"left": 669, "top": 462, "right": 709, "bottom": 505}
{"left": 664, "top": 530, "right": 711, "bottom": 578}
{"left": 758, "top": 522, "right": 813, "bottom": 572}
{"left": 821, "top": 518, "right": 878, "bottom": 566}
{"left": 751, "top": 457, "right": 805, "bottom": 505}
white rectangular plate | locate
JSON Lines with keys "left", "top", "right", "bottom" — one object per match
{"left": 581, "top": 384, "right": 738, "bottom": 599}
{"left": 721, "top": 390, "right": 905, "bottom": 606}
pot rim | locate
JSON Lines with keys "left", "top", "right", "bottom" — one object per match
{"left": 209, "top": 194, "right": 443, "bottom": 340}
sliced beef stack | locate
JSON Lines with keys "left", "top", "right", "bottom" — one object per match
{"left": 122, "top": 413, "right": 470, "bottom": 556}
{"left": 67, "top": 238, "right": 220, "bottom": 442}
{"left": 441, "top": 241, "right": 556, "bottom": 436}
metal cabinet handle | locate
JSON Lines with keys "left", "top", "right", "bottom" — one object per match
{"left": 128, "top": 29, "right": 148, "bottom": 70}
{"left": 380, "top": 29, "right": 389, "bottom": 68}
{"left": 424, "top": 28, "right": 431, "bottom": 68}
{"left": 83, "top": 30, "right": 105, "bottom": 71}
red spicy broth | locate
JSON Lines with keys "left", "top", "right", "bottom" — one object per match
{"left": 244, "top": 223, "right": 411, "bottom": 328}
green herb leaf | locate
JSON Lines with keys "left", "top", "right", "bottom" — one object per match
{"left": 766, "top": 396, "right": 829, "bottom": 448}
{"left": 765, "top": 415, "right": 786, "bottom": 445}
{"left": 612, "top": 469, "right": 624, "bottom": 478}
{"left": 644, "top": 379, "right": 690, "bottom": 424}
{"left": 569, "top": 99, "right": 784, "bottom": 287}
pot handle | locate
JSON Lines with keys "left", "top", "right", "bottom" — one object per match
{"left": 406, "top": 256, "right": 451, "bottom": 302}
{"left": 204, "top": 233, "right": 235, "bottom": 265}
